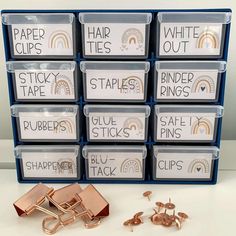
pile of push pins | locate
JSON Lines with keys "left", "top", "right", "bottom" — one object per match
{"left": 123, "top": 191, "right": 189, "bottom": 232}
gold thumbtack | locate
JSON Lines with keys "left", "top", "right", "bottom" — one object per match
{"left": 175, "top": 218, "right": 182, "bottom": 230}
{"left": 169, "top": 210, "right": 181, "bottom": 229}
{"left": 161, "top": 215, "right": 172, "bottom": 227}
{"left": 155, "top": 202, "right": 164, "bottom": 213}
{"left": 143, "top": 191, "right": 152, "bottom": 201}
{"left": 123, "top": 212, "right": 143, "bottom": 232}
{"left": 165, "top": 198, "right": 175, "bottom": 210}
{"left": 150, "top": 209, "right": 162, "bottom": 225}
{"left": 178, "top": 212, "right": 188, "bottom": 222}
{"left": 132, "top": 212, "right": 144, "bottom": 225}
{"left": 123, "top": 219, "right": 134, "bottom": 232}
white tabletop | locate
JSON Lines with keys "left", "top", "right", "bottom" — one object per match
{"left": 0, "top": 169, "right": 235, "bottom": 236}
{"left": 0, "top": 140, "right": 236, "bottom": 235}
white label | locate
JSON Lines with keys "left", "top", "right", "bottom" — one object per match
{"left": 11, "top": 24, "right": 73, "bottom": 56}
{"left": 87, "top": 152, "right": 143, "bottom": 179}
{"left": 156, "top": 69, "right": 218, "bottom": 100}
{"left": 88, "top": 112, "right": 146, "bottom": 141}
{"left": 159, "top": 23, "right": 223, "bottom": 56}
{"left": 155, "top": 152, "right": 213, "bottom": 179}
{"left": 14, "top": 69, "right": 75, "bottom": 100}
{"left": 18, "top": 112, "right": 77, "bottom": 140}
{"left": 21, "top": 151, "right": 78, "bottom": 178}
{"left": 156, "top": 112, "right": 216, "bottom": 141}
{"left": 84, "top": 23, "right": 146, "bottom": 56}
{"left": 86, "top": 69, "right": 145, "bottom": 100}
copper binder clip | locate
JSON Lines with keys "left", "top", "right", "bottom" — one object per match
{"left": 43, "top": 184, "right": 109, "bottom": 233}
{"left": 48, "top": 183, "right": 83, "bottom": 210}
{"left": 41, "top": 184, "right": 83, "bottom": 234}
{"left": 14, "top": 184, "right": 109, "bottom": 234}
{"left": 76, "top": 184, "right": 109, "bottom": 228}
{"left": 13, "top": 183, "right": 56, "bottom": 217}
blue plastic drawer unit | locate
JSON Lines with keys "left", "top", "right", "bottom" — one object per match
{"left": 1, "top": 8, "right": 231, "bottom": 184}
{"left": 15, "top": 145, "right": 81, "bottom": 180}
{"left": 11, "top": 104, "right": 80, "bottom": 142}
{"left": 156, "top": 12, "right": 231, "bottom": 58}
{"left": 79, "top": 12, "right": 152, "bottom": 58}
{"left": 82, "top": 145, "right": 147, "bottom": 180}
{"left": 84, "top": 105, "right": 150, "bottom": 142}
{"left": 80, "top": 61, "right": 150, "bottom": 102}
{"left": 2, "top": 13, "right": 77, "bottom": 58}
{"left": 6, "top": 61, "right": 78, "bottom": 102}
{"left": 154, "top": 61, "right": 226, "bottom": 103}
{"left": 153, "top": 105, "right": 224, "bottom": 143}
{"left": 152, "top": 146, "right": 219, "bottom": 181}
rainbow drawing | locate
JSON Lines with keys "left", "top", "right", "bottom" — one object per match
{"left": 188, "top": 159, "right": 210, "bottom": 173}
{"left": 120, "top": 158, "right": 142, "bottom": 173}
{"left": 51, "top": 74, "right": 73, "bottom": 96}
{"left": 120, "top": 76, "right": 144, "bottom": 94}
{"left": 196, "top": 30, "right": 219, "bottom": 49}
{"left": 123, "top": 117, "right": 143, "bottom": 133}
{"left": 191, "top": 118, "right": 213, "bottom": 135}
{"left": 191, "top": 75, "right": 215, "bottom": 93}
{"left": 120, "top": 28, "right": 144, "bottom": 51}
{"left": 54, "top": 118, "right": 74, "bottom": 134}
{"left": 48, "top": 30, "right": 72, "bottom": 49}
{"left": 56, "top": 158, "right": 75, "bottom": 174}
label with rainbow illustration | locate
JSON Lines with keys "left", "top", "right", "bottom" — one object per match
{"left": 155, "top": 112, "right": 216, "bottom": 141}
{"left": 11, "top": 24, "right": 74, "bottom": 56}
{"left": 18, "top": 112, "right": 77, "bottom": 140}
{"left": 85, "top": 69, "right": 146, "bottom": 101}
{"left": 154, "top": 152, "right": 213, "bottom": 180}
{"left": 156, "top": 69, "right": 219, "bottom": 101}
{"left": 83, "top": 23, "right": 146, "bottom": 56}
{"left": 14, "top": 69, "right": 75, "bottom": 100}
{"left": 159, "top": 23, "right": 223, "bottom": 56}
{"left": 21, "top": 151, "right": 78, "bottom": 179}
{"left": 88, "top": 112, "right": 146, "bottom": 141}
{"left": 86, "top": 152, "right": 144, "bottom": 179}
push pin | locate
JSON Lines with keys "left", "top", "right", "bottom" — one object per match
{"left": 175, "top": 218, "right": 182, "bottom": 230}
{"left": 159, "top": 209, "right": 169, "bottom": 219}
{"left": 123, "top": 219, "right": 134, "bottom": 232}
{"left": 178, "top": 212, "right": 188, "bottom": 222}
{"left": 155, "top": 202, "right": 164, "bottom": 213}
{"left": 169, "top": 211, "right": 181, "bottom": 229}
{"left": 150, "top": 209, "right": 162, "bottom": 225}
{"left": 132, "top": 212, "right": 144, "bottom": 225}
{"left": 161, "top": 215, "right": 172, "bottom": 227}
{"left": 143, "top": 191, "right": 152, "bottom": 201}
{"left": 165, "top": 198, "right": 175, "bottom": 210}
{"left": 123, "top": 212, "right": 143, "bottom": 232}
{"left": 148, "top": 198, "right": 189, "bottom": 230}
{"left": 169, "top": 210, "right": 179, "bottom": 222}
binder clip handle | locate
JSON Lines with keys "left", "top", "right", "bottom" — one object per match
{"left": 42, "top": 211, "right": 76, "bottom": 235}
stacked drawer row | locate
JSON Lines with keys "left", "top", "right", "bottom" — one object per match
{"left": 2, "top": 9, "right": 231, "bottom": 183}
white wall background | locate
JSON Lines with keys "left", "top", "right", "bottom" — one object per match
{"left": 0, "top": 0, "right": 236, "bottom": 140}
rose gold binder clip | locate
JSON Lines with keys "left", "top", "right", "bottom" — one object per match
{"left": 13, "top": 183, "right": 55, "bottom": 217}
{"left": 46, "top": 184, "right": 109, "bottom": 232}
{"left": 13, "top": 183, "right": 109, "bottom": 235}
